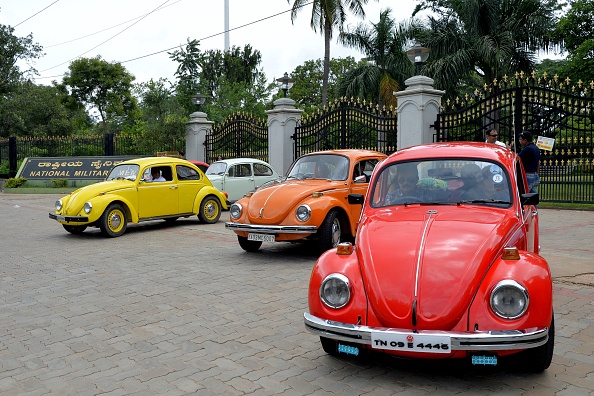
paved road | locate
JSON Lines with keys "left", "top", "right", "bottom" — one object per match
{"left": 1, "top": 193, "right": 593, "bottom": 395}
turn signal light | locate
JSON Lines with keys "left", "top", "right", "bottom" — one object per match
{"left": 312, "top": 192, "right": 324, "bottom": 198}
{"left": 502, "top": 247, "right": 520, "bottom": 260}
{"left": 337, "top": 242, "right": 354, "bottom": 255}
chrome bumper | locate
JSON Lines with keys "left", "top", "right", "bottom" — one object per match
{"left": 49, "top": 213, "right": 89, "bottom": 223}
{"left": 304, "top": 312, "right": 549, "bottom": 351}
{"left": 225, "top": 222, "right": 317, "bottom": 234}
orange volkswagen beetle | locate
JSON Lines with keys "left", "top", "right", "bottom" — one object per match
{"left": 304, "top": 142, "right": 554, "bottom": 372}
{"left": 225, "top": 149, "right": 387, "bottom": 252}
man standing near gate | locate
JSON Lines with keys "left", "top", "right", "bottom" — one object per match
{"left": 485, "top": 129, "right": 509, "bottom": 148}
{"left": 518, "top": 131, "right": 540, "bottom": 193}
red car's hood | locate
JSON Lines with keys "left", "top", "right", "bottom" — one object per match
{"left": 246, "top": 180, "right": 341, "bottom": 224}
{"left": 357, "top": 205, "right": 518, "bottom": 330}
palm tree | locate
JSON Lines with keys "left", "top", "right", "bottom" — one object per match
{"left": 288, "top": 0, "right": 374, "bottom": 107}
{"left": 413, "top": 0, "right": 561, "bottom": 94}
{"left": 338, "top": 8, "right": 421, "bottom": 107}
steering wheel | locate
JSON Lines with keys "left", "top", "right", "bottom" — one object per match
{"left": 391, "top": 196, "right": 424, "bottom": 204}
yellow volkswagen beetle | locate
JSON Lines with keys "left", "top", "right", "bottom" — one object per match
{"left": 49, "top": 157, "right": 228, "bottom": 237}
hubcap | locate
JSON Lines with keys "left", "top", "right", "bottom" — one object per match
{"left": 110, "top": 212, "right": 121, "bottom": 229}
{"left": 205, "top": 202, "right": 216, "bottom": 218}
{"left": 331, "top": 219, "right": 341, "bottom": 246}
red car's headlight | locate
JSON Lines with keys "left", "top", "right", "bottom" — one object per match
{"left": 490, "top": 280, "right": 529, "bottom": 319}
{"left": 320, "top": 273, "right": 351, "bottom": 309}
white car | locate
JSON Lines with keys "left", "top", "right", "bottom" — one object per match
{"left": 205, "top": 158, "right": 280, "bottom": 202}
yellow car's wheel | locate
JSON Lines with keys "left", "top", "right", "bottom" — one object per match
{"left": 100, "top": 203, "right": 127, "bottom": 237}
{"left": 198, "top": 195, "right": 221, "bottom": 224}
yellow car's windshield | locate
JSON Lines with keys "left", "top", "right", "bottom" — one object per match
{"left": 106, "top": 164, "right": 140, "bottom": 181}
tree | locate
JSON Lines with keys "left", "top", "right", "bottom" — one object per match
{"left": 413, "top": 0, "right": 561, "bottom": 96}
{"left": 0, "top": 22, "right": 43, "bottom": 96}
{"left": 169, "top": 39, "right": 203, "bottom": 115}
{"left": 0, "top": 81, "right": 90, "bottom": 138}
{"left": 61, "top": 56, "right": 137, "bottom": 133}
{"left": 287, "top": 0, "right": 375, "bottom": 107}
{"left": 284, "top": 57, "right": 357, "bottom": 113}
{"left": 338, "top": 8, "right": 419, "bottom": 107}
{"left": 553, "top": 0, "right": 594, "bottom": 84}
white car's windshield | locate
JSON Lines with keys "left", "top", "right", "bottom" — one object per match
{"left": 205, "top": 162, "right": 227, "bottom": 176}
{"left": 287, "top": 154, "right": 349, "bottom": 181}
{"left": 106, "top": 164, "right": 139, "bottom": 181}
{"left": 370, "top": 159, "right": 512, "bottom": 207}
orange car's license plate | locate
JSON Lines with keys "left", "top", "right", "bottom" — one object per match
{"left": 248, "top": 233, "right": 275, "bottom": 243}
{"left": 371, "top": 333, "right": 451, "bottom": 353}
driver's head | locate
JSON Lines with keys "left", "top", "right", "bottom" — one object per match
{"left": 397, "top": 164, "right": 419, "bottom": 195}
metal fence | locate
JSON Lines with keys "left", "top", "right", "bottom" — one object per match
{"left": 205, "top": 113, "right": 268, "bottom": 163}
{"left": 434, "top": 73, "right": 594, "bottom": 203}
{"left": 294, "top": 98, "right": 397, "bottom": 158}
{"left": 0, "top": 134, "right": 185, "bottom": 178}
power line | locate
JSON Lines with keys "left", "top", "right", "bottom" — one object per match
{"left": 14, "top": 0, "right": 60, "bottom": 27}
{"left": 40, "top": 0, "right": 172, "bottom": 73}
{"left": 45, "top": 0, "right": 184, "bottom": 48}
{"left": 36, "top": 2, "right": 313, "bottom": 81}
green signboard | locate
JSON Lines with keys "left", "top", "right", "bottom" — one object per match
{"left": 17, "top": 156, "right": 142, "bottom": 180}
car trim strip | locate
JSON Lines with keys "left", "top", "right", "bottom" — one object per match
{"left": 225, "top": 222, "right": 317, "bottom": 234}
{"left": 304, "top": 312, "right": 549, "bottom": 351}
{"left": 49, "top": 213, "right": 89, "bottom": 223}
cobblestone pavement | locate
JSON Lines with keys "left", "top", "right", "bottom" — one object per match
{"left": 0, "top": 194, "right": 593, "bottom": 395}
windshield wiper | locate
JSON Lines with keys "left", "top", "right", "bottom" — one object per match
{"left": 457, "top": 199, "right": 511, "bottom": 205}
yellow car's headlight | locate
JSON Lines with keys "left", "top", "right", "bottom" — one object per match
{"left": 83, "top": 202, "right": 93, "bottom": 214}
{"left": 55, "top": 199, "right": 63, "bottom": 211}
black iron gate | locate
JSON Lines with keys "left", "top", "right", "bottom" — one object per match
{"left": 293, "top": 98, "right": 397, "bottom": 159}
{"left": 434, "top": 73, "right": 594, "bottom": 203}
{"left": 206, "top": 113, "right": 268, "bottom": 163}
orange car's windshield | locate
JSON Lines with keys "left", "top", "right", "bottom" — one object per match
{"left": 287, "top": 154, "right": 349, "bottom": 181}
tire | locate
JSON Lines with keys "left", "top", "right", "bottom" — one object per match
{"left": 198, "top": 195, "right": 221, "bottom": 224}
{"left": 238, "top": 235, "right": 262, "bottom": 252}
{"left": 509, "top": 315, "right": 554, "bottom": 372}
{"left": 318, "top": 210, "right": 343, "bottom": 252}
{"left": 62, "top": 224, "right": 87, "bottom": 235}
{"left": 320, "top": 337, "right": 339, "bottom": 356}
{"left": 99, "top": 203, "right": 127, "bottom": 237}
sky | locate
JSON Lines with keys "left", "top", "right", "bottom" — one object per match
{"left": 3, "top": 0, "right": 418, "bottom": 87}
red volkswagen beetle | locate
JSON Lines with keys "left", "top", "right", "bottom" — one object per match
{"left": 304, "top": 142, "right": 554, "bottom": 372}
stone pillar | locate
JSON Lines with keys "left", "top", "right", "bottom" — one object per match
{"left": 266, "top": 98, "right": 303, "bottom": 176}
{"left": 185, "top": 111, "right": 214, "bottom": 162}
{"left": 394, "top": 75, "right": 444, "bottom": 150}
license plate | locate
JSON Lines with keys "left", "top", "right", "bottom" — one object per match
{"left": 371, "top": 333, "right": 451, "bottom": 354}
{"left": 247, "top": 233, "right": 275, "bottom": 243}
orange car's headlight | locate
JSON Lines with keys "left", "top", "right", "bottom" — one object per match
{"left": 296, "top": 204, "right": 311, "bottom": 222}
{"left": 230, "top": 203, "right": 242, "bottom": 219}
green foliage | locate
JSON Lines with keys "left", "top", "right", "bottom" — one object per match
{"left": 4, "top": 177, "right": 27, "bottom": 188}
{"left": 338, "top": 9, "right": 419, "bottom": 106}
{"left": 60, "top": 56, "right": 137, "bottom": 134}
{"left": 283, "top": 57, "right": 358, "bottom": 113}
{"left": 414, "top": 0, "right": 562, "bottom": 97}
{"left": 288, "top": 0, "right": 372, "bottom": 106}
{"left": 0, "top": 81, "right": 91, "bottom": 138}
{"left": 0, "top": 22, "right": 43, "bottom": 96}
{"left": 51, "top": 179, "right": 68, "bottom": 188}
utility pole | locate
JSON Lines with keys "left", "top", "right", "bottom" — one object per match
{"left": 224, "top": 0, "right": 229, "bottom": 52}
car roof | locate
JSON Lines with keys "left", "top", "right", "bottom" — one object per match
{"left": 388, "top": 142, "right": 516, "bottom": 166}
{"left": 300, "top": 149, "right": 387, "bottom": 160}
{"left": 212, "top": 158, "right": 272, "bottom": 165}
{"left": 118, "top": 157, "right": 197, "bottom": 167}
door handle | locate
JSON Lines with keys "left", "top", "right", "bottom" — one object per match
{"left": 170, "top": 185, "right": 178, "bottom": 189}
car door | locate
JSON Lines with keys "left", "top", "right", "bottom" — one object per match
{"left": 516, "top": 159, "right": 537, "bottom": 252}
{"left": 137, "top": 165, "right": 179, "bottom": 218}
{"left": 226, "top": 163, "right": 256, "bottom": 201}
{"left": 176, "top": 164, "right": 203, "bottom": 214}
{"left": 253, "top": 163, "right": 277, "bottom": 188}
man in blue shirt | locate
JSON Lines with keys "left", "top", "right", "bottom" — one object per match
{"left": 518, "top": 131, "right": 540, "bottom": 193}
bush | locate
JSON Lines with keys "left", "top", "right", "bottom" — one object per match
{"left": 4, "top": 177, "right": 27, "bottom": 188}
{"left": 51, "top": 179, "right": 68, "bottom": 188}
